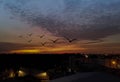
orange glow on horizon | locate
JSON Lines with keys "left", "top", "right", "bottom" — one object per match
{"left": 9, "top": 45, "right": 86, "bottom": 54}
{"left": 10, "top": 49, "right": 41, "bottom": 54}
{"left": 42, "top": 46, "right": 86, "bottom": 54}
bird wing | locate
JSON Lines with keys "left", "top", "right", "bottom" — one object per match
{"left": 71, "top": 39, "right": 77, "bottom": 41}
{"left": 55, "top": 39, "right": 59, "bottom": 42}
{"left": 28, "top": 40, "right": 32, "bottom": 42}
{"left": 41, "top": 42, "right": 47, "bottom": 46}
{"left": 64, "top": 37, "right": 70, "bottom": 41}
{"left": 41, "top": 35, "right": 44, "bottom": 37}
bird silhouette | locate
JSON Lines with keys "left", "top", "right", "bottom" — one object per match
{"left": 65, "top": 37, "right": 76, "bottom": 43}
{"left": 28, "top": 39, "right": 32, "bottom": 43}
{"left": 28, "top": 33, "right": 33, "bottom": 37}
{"left": 50, "top": 39, "right": 59, "bottom": 43}
{"left": 18, "top": 35, "right": 23, "bottom": 38}
{"left": 41, "top": 42, "right": 47, "bottom": 46}
{"left": 37, "top": 35, "right": 45, "bottom": 38}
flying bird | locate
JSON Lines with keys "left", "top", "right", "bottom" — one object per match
{"left": 18, "top": 35, "right": 23, "bottom": 38}
{"left": 50, "top": 39, "right": 59, "bottom": 43}
{"left": 37, "top": 35, "right": 45, "bottom": 38}
{"left": 28, "top": 39, "right": 32, "bottom": 43}
{"left": 28, "top": 33, "right": 33, "bottom": 37}
{"left": 41, "top": 42, "right": 47, "bottom": 46}
{"left": 65, "top": 37, "right": 77, "bottom": 43}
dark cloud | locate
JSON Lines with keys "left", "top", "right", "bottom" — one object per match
{"left": 0, "top": 42, "right": 23, "bottom": 53}
{"left": 0, "top": 42, "right": 36, "bottom": 53}
{"left": 63, "top": 0, "right": 82, "bottom": 12}
{"left": 82, "top": 42, "right": 120, "bottom": 49}
{"left": 3, "top": 0, "right": 120, "bottom": 41}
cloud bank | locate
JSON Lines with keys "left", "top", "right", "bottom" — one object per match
{"left": 2, "top": 0, "right": 120, "bottom": 41}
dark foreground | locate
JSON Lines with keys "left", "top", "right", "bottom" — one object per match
{"left": 0, "top": 53, "right": 120, "bottom": 82}
{"left": 50, "top": 72, "right": 120, "bottom": 82}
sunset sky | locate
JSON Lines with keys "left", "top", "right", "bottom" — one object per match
{"left": 0, "top": 0, "right": 120, "bottom": 54}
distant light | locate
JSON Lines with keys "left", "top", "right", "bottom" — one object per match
{"left": 111, "top": 60, "right": 116, "bottom": 65}
{"left": 68, "top": 68, "right": 72, "bottom": 72}
{"left": 36, "top": 72, "right": 48, "bottom": 78}
{"left": 85, "top": 55, "right": 89, "bottom": 58}
{"left": 36, "top": 72, "right": 49, "bottom": 81}
{"left": 117, "top": 64, "right": 120, "bottom": 69}
{"left": 9, "top": 71, "right": 15, "bottom": 78}
{"left": 18, "top": 70, "right": 26, "bottom": 77}
{"left": 41, "top": 72, "right": 47, "bottom": 76}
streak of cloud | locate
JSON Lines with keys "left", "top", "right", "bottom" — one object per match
{"left": 83, "top": 39, "right": 104, "bottom": 44}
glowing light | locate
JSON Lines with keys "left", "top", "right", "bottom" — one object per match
{"left": 18, "top": 70, "right": 26, "bottom": 77}
{"left": 10, "top": 49, "right": 40, "bottom": 53}
{"left": 9, "top": 71, "right": 15, "bottom": 78}
{"left": 41, "top": 72, "right": 47, "bottom": 76}
{"left": 36, "top": 72, "right": 47, "bottom": 77}
{"left": 36, "top": 72, "right": 49, "bottom": 80}
{"left": 9, "top": 45, "right": 86, "bottom": 54}
{"left": 111, "top": 60, "right": 116, "bottom": 65}
{"left": 117, "top": 64, "right": 120, "bottom": 69}
{"left": 85, "top": 55, "right": 89, "bottom": 58}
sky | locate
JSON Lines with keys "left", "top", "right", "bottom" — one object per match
{"left": 0, "top": 0, "right": 120, "bottom": 54}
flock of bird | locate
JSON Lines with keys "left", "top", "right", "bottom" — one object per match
{"left": 18, "top": 33, "right": 77, "bottom": 46}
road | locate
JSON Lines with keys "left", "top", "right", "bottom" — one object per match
{"left": 50, "top": 72, "right": 120, "bottom": 82}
